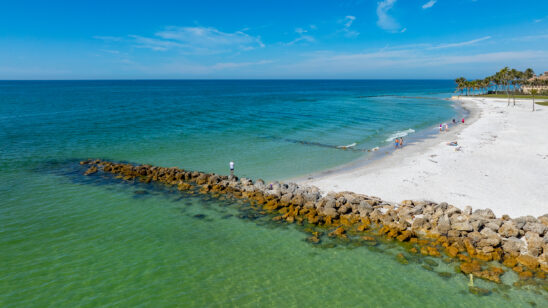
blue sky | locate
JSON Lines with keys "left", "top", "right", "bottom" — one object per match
{"left": 1, "top": 0, "right": 548, "bottom": 79}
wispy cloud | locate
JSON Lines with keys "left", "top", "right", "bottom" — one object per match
{"left": 429, "top": 36, "right": 491, "bottom": 49}
{"left": 286, "top": 27, "right": 315, "bottom": 45}
{"left": 422, "top": 0, "right": 437, "bottom": 9}
{"left": 341, "top": 16, "right": 359, "bottom": 38}
{"left": 284, "top": 49, "right": 548, "bottom": 77}
{"left": 129, "top": 35, "right": 186, "bottom": 51}
{"left": 155, "top": 26, "right": 265, "bottom": 51}
{"left": 376, "top": 0, "right": 402, "bottom": 32}
{"left": 96, "top": 26, "right": 264, "bottom": 54}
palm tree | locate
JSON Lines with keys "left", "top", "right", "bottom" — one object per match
{"left": 455, "top": 77, "right": 466, "bottom": 97}
{"left": 510, "top": 69, "right": 521, "bottom": 106}
{"left": 531, "top": 88, "right": 538, "bottom": 112}
{"left": 498, "top": 67, "right": 511, "bottom": 106}
{"left": 523, "top": 68, "right": 535, "bottom": 80}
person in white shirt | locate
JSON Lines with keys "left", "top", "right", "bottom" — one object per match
{"left": 229, "top": 161, "right": 234, "bottom": 176}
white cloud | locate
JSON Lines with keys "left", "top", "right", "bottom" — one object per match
{"left": 422, "top": 0, "right": 437, "bottom": 9}
{"left": 286, "top": 27, "right": 316, "bottom": 45}
{"left": 119, "top": 26, "right": 264, "bottom": 53}
{"left": 340, "top": 15, "right": 359, "bottom": 38}
{"left": 156, "top": 26, "right": 264, "bottom": 49}
{"left": 129, "top": 35, "right": 186, "bottom": 51}
{"left": 283, "top": 49, "right": 548, "bottom": 77}
{"left": 376, "top": 0, "right": 401, "bottom": 32}
{"left": 344, "top": 15, "right": 356, "bottom": 28}
{"left": 429, "top": 36, "right": 491, "bottom": 49}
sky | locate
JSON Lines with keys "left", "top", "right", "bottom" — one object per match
{"left": 1, "top": 0, "right": 548, "bottom": 79}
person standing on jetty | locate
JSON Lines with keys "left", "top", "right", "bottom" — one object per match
{"left": 229, "top": 161, "right": 234, "bottom": 176}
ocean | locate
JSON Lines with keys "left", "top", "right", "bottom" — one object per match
{"left": 1, "top": 80, "right": 544, "bottom": 307}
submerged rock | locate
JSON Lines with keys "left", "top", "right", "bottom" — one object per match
{"left": 469, "top": 286, "right": 491, "bottom": 296}
{"left": 396, "top": 253, "right": 409, "bottom": 265}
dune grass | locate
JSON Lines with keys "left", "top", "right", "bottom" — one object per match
{"left": 536, "top": 101, "right": 548, "bottom": 106}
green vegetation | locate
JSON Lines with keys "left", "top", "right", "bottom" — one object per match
{"left": 478, "top": 94, "right": 548, "bottom": 99}
{"left": 536, "top": 101, "right": 548, "bottom": 106}
{"left": 455, "top": 67, "right": 548, "bottom": 111}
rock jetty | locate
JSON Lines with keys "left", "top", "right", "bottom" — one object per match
{"left": 81, "top": 159, "right": 548, "bottom": 283}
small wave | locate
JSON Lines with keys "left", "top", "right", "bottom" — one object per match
{"left": 385, "top": 129, "right": 415, "bottom": 142}
{"left": 337, "top": 142, "right": 357, "bottom": 149}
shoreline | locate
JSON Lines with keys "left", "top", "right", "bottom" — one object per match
{"left": 299, "top": 97, "right": 548, "bottom": 218}
{"left": 292, "top": 97, "right": 476, "bottom": 184}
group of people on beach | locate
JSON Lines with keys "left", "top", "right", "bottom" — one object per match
{"left": 394, "top": 137, "right": 404, "bottom": 149}
{"left": 440, "top": 118, "right": 465, "bottom": 132}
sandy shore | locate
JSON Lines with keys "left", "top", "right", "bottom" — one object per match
{"left": 300, "top": 97, "right": 548, "bottom": 218}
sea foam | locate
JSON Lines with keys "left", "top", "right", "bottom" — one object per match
{"left": 385, "top": 129, "right": 415, "bottom": 142}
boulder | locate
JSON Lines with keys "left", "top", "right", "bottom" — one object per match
{"left": 502, "top": 237, "right": 525, "bottom": 255}
{"left": 357, "top": 201, "right": 372, "bottom": 216}
{"left": 498, "top": 221, "right": 519, "bottom": 238}
{"left": 445, "top": 206, "right": 461, "bottom": 217}
{"left": 450, "top": 214, "right": 468, "bottom": 225}
{"left": 337, "top": 204, "right": 352, "bottom": 214}
{"left": 460, "top": 261, "right": 481, "bottom": 274}
{"left": 472, "top": 208, "right": 495, "bottom": 219}
{"left": 516, "top": 255, "right": 539, "bottom": 270}
{"left": 411, "top": 217, "right": 429, "bottom": 230}
{"left": 513, "top": 217, "right": 527, "bottom": 229}
{"left": 452, "top": 222, "right": 473, "bottom": 232}
{"left": 280, "top": 193, "right": 293, "bottom": 205}
{"left": 467, "top": 231, "right": 483, "bottom": 243}
{"left": 84, "top": 166, "right": 98, "bottom": 175}
{"left": 478, "top": 237, "right": 500, "bottom": 248}
{"left": 322, "top": 207, "right": 339, "bottom": 219}
{"left": 484, "top": 221, "right": 501, "bottom": 232}
{"left": 523, "top": 222, "right": 546, "bottom": 235}
{"left": 524, "top": 232, "right": 543, "bottom": 257}
{"left": 328, "top": 227, "right": 346, "bottom": 238}
{"left": 463, "top": 206, "right": 472, "bottom": 216}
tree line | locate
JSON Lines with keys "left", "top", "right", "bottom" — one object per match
{"left": 455, "top": 67, "right": 548, "bottom": 111}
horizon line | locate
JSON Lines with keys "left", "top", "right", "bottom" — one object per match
{"left": 0, "top": 78, "right": 457, "bottom": 81}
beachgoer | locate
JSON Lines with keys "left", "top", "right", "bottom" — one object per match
{"left": 452, "top": 118, "right": 456, "bottom": 124}
{"left": 229, "top": 161, "right": 234, "bottom": 176}
{"left": 440, "top": 124, "right": 442, "bottom": 132}
{"left": 445, "top": 123, "right": 449, "bottom": 131}
{"left": 400, "top": 137, "right": 404, "bottom": 148}
{"left": 461, "top": 118, "right": 465, "bottom": 124}
{"left": 394, "top": 138, "right": 399, "bottom": 149}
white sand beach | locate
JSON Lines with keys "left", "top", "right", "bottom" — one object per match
{"left": 301, "top": 97, "right": 548, "bottom": 218}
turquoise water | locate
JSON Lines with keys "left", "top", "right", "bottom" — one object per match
{"left": 2, "top": 81, "right": 546, "bottom": 307}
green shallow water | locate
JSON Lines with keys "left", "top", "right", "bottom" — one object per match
{"left": 1, "top": 80, "right": 547, "bottom": 307}
{"left": 2, "top": 164, "right": 547, "bottom": 307}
